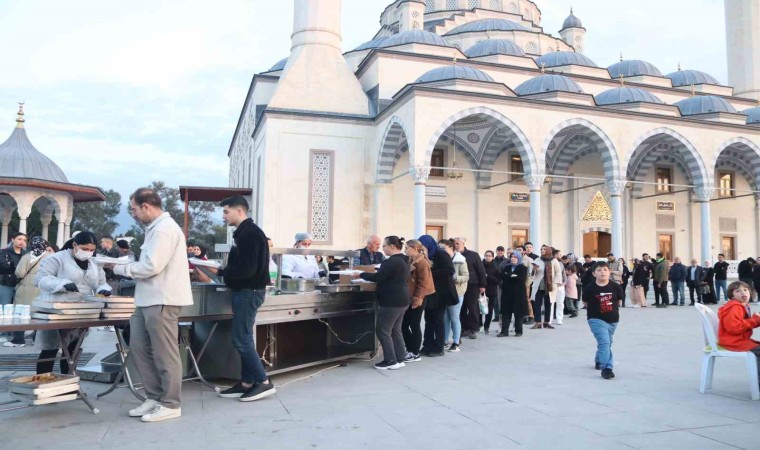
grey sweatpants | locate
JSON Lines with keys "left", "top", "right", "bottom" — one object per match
{"left": 377, "top": 306, "right": 407, "bottom": 364}
{"left": 130, "top": 305, "right": 183, "bottom": 408}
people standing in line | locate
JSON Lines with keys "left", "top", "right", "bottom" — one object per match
{"left": 116, "top": 239, "right": 136, "bottom": 261}
{"left": 358, "top": 236, "right": 411, "bottom": 370}
{"left": 524, "top": 242, "right": 539, "bottom": 261}
{"left": 702, "top": 260, "right": 717, "bottom": 305}
{"left": 607, "top": 253, "right": 623, "bottom": 286}
{"left": 717, "top": 281, "right": 760, "bottom": 381}
{"left": 653, "top": 253, "right": 670, "bottom": 308}
{"left": 668, "top": 257, "right": 687, "bottom": 306}
{"left": 686, "top": 258, "right": 706, "bottom": 306}
{"left": 355, "top": 235, "right": 384, "bottom": 266}
{"left": 714, "top": 254, "right": 730, "bottom": 303}
{"left": 99, "top": 236, "right": 121, "bottom": 258}
{"left": 401, "top": 239, "right": 435, "bottom": 362}
{"left": 583, "top": 261, "right": 623, "bottom": 380}
{"left": 493, "top": 246, "right": 506, "bottom": 319}
{"left": 551, "top": 248, "right": 567, "bottom": 326}
{"left": 482, "top": 250, "right": 500, "bottom": 334}
{"left": 738, "top": 257, "right": 756, "bottom": 301}
{"left": 564, "top": 265, "right": 579, "bottom": 318}
{"left": 641, "top": 253, "right": 654, "bottom": 301}
{"left": 519, "top": 246, "right": 536, "bottom": 325}
{"left": 113, "top": 188, "right": 193, "bottom": 423}
{"left": 419, "top": 235, "right": 457, "bottom": 357}
{"left": 581, "top": 255, "right": 596, "bottom": 293}
{"left": 0, "top": 232, "right": 27, "bottom": 346}
{"left": 568, "top": 253, "right": 585, "bottom": 310}
{"left": 13, "top": 238, "right": 54, "bottom": 346}
{"left": 216, "top": 196, "right": 276, "bottom": 402}
{"left": 630, "top": 259, "right": 649, "bottom": 308}
{"left": 530, "top": 245, "right": 563, "bottom": 329}
{"left": 35, "top": 232, "right": 111, "bottom": 373}
{"left": 442, "top": 239, "right": 468, "bottom": 352}
{"left": 619, "top": 258, "right": 631, "bottom": 307}
{"left": 498, "top": 253, "right": 527, "bottom": 337}
{"left": 454, "top": 237, "right": 486, "bottom": 339}
{"left": 281, "top": 233, "right": 325, "bottom": 279}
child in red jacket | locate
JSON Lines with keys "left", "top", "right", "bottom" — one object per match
{"left": 717, "top": 281, "right": 760, "bottom": 354}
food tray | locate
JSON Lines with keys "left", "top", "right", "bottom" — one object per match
{"left": 33, "top": 300, "right": 104, "bottom": 310}
{"left": 9, "top": 373, "right": 80, "bottom": 389}
{"left": 100, "top": 313, "right": 133, "bottom": 319}
{"left": 9, "top": 382, "right": 80, "bottom": 399}
{"left": 103, "top": 307, "right": 135, "bottom": 312}
{"left": 104, "top": 303, "right": 136, "bottom": 309}
{"left": 34, "top": 307, "right": 104, "bottom": 315}
{"left": 32, "top": 312, "right": 100, "bottom": 321}
{"left": 84, "top": 295, "right": 134, "bottom": 304}
{"left": 10, "top": 392, "right": 79, "bottom": 405}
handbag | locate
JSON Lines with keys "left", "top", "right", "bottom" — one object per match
{"left": 698, "top": 284, "right": 711, "bottom": 295}
{"left": 478, "top": 293, "right": 489, "bottom": 315}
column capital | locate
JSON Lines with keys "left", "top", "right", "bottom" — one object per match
{"left": 694, "top": 187, "right": 714, "bottom": 203}
{"left": 409, "top": 165, "right": 430, "bottom": 184}
{"left": 524, "top": 174, "right": 545, "bottom": 191}
{"left": 606, "top": 179, "right": 627, "bottom": 196}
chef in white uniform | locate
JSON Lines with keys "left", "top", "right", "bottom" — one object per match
{"left": 281, "top": 232, "right": 323, "bottom": 279}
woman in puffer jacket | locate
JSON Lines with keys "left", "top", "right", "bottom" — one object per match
{"left": 439, "top": 239, "right": 468, "bottom": 352}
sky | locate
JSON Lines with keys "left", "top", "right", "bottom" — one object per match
{"left": 0, "top": 0, "right": 728, "bottom": 232}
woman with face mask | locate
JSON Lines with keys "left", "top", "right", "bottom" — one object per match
{"left": 34, "top": 231, "right": 112, "bottom": 374}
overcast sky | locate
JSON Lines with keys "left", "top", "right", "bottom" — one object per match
{"left": 0, "top": 0, "right": 728, "bottom": 231}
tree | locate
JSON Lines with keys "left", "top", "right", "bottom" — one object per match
{"left": 71, "top": 190, "right": 122, "bottom": 239}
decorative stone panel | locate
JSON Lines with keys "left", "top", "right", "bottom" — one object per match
{"left": 308, "top": 151, "right": 334, "bottom": 243}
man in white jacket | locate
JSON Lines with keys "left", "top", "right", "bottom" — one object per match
{"left": 113, "top": 188, "right": 193, "bottom": 423}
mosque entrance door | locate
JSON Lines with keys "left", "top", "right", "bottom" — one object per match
{"left": 583, "top": 232, "right": 611, "bottom": 257}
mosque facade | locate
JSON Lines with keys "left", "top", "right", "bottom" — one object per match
{"left": 228, "top": 0, "right": 760, "bottom": 263}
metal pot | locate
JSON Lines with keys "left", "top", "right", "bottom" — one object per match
{"left": 279, "top": 278, "right": 319, "bottom": 293}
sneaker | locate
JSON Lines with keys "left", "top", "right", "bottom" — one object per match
{"left": 443, "top": 343, "right": 451, "bottom": 350}
{"left": 601, "top": 368, "right": 615, "bottom": 380}
{"left": 240, "top": 380, "right": 277, "bottom": 402}
{"left": 218, "top": 382, "right": 249, "bottom": 398}
{"left": 3, "top": 342, "right": 24, "bottom": 347}
{"left": 141, "top": 405, "right": 181, "bottom": 422}
{"left": 128, "top": 399, "right": 159, "bottom": 417}
{"left": 448, "top": 343, "right": 461, "bottom": 352}
{"left": 595, "top": 362, "right": 602, "bottom": 370}
{"left": 374, "top": 361, "right": 404, "bottom": 370}
{"left": 404, "top": 353, "right": 421, "bottom": 363}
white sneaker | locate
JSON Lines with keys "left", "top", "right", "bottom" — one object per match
{"left": 3, "top": 341, "right": 24, "bottom": 347}
{"left": 128, "top": 399, "right": 159, "bottom": 417}
{"left": 141, "top": 405, "right": 181, "bottom": 423}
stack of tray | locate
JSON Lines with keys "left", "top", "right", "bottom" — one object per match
{"left": 8, "top": 373, "right": 80, "bottom": 405}
{"left": 95, "top": 296, "right": 135, "bottom": 319}
{"left": 32, "top": 299, "right": 104, "bottom": 320}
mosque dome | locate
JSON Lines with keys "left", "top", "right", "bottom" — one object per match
{"left": 268, "top": 58, "right": 288, "bottom": 72}
{"left": 381, "top": 29, "right": 451, "bottom": 48}
{"left": 465, "top": 39, "right": 526, "bottom": 58}
{"left": 353, "top": 36, "right": 389, "bottom": 51}
{"left": 666, "top": 69, "right": 720, "bottom": 87}
{"left": 595, "top": 87, "right": 664, "bottom": 105}
{"left": 607, "top": 60, "right": 663, "bottom": 78}
{"left": 514, "top": 74, "right": 584, "bottom": 95}
{"left": 561, "top": 9, "right": 584, "bottom": 30}
{"left": 416, "top": 65, "right": 494, "bottom": 83}
{"left": 536, "top": 51, "right": 598, "bottom": 68}
{"left": 674, "top": 96, "right": 737, "bottom": 116}
{"left": 743, "top": 106, "right": 760, "bottom": 125}
{"left": 445, "top": 19, "right": 530, "bottom": 36}
{"left": 0, "top": 111, "right": 68, "bottom": 183}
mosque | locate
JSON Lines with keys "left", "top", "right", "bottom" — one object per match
{"left": 228, "top": 0, "right": 760, "bottom": 263}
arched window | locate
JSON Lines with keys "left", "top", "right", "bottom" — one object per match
{"left": 468, "top": 0, "right": 479, "bottom": 9}
{"left": 425, "top": 0, "right": 435, "bottom": 12}
{"left": 446, "top": 0, "right": 458, "bottom": 10}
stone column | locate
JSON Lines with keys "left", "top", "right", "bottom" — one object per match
{"left": 64, "top": 222, "right": 71, "bottom": 242}
{"left": 525, "top": 175, "right": 545, "bottom": 246}
{"left": 40, "top": 215, "right": 52, "bottom": 242}
{"left": 1, "top": 218, "right": 9, "bottom": 246}
{"left": 57, "top": 221, "right": 65, "bottom": 248}
{"left": 607, "top": 179, "right": 627, "bottom": 258}
{"left": 410, "top": 165, "right": 430, "bottom": 239}
{"left": 695, "top": 188, "right": 714, "bottom": 265}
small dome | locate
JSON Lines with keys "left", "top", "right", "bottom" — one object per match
{"left": 465, "top": 39, "right": 526, "bottom": 58}
{"left": 353, "top": 36, "right": 389, "bottom": 51}
{"left": 742, "top": 107, "right": 760, "bottom": 125}
{"left": 416, "top": 65, "right": 494, "bottom": 83}
{"left": 0, "top": 128, "right": 68, "bottom": 183}
{"left": 666, "top": 69, "right": 720, "bottom": 87}
{"left": 536, "top": 51, "right": 598, "bottom": 68}
{"left": 268, "top": 58, "right": 288, "bottom": 72}
{"left": 561, "top": 9, "right": 583, "bottom": 30}
{"left": 607, "top": 60, "right": 663, "bottom": 78}
{"left": 380, "top": 29, "right": 451, "bottom": 48}
{"left": 514, "top": 74, "right": 584, "bottom": 95}
{"left": 596, "top": 87, "right": 664, "bottom": 105}
{"left": 445, "top": 19, "right": 530, "bottom": 36}
{"left": 674, "top": 96, "right": 737, "bottom": 116}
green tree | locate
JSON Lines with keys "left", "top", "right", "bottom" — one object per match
{"left": 71, "top": 190, "right": 122, "bottom": 239}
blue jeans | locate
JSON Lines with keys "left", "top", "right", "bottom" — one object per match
{"left": 715, "top": 280, "right": 728, "bottom": 303}
{"left": 231, "top": 289, "right": 268, "bottom": 384}
{"left": 588, "top": 319, "right": 618, "bottom": 370}
{"left": 671, "top": 281, "right": 685, "bottom": 304}
{"left": 444, "top": 296, "right": 463, "bottom": 344}
{"left": 0, "top": 285, "right": 21, "bottom": 343}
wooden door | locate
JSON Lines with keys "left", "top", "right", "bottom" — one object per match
{"left": 426, "top": 225, "right": 444, "bottom": 242}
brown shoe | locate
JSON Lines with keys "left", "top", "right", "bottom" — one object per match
{"left": 544, "top": 323, "right": 555, "bottom": 329}
{"left": 530, "top": 323, "right": 542, "bottom": 329}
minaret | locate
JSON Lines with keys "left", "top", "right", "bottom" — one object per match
{"left": 559, "top": 8, "right": 586, "bottom": 54}
{"left": 725, "top": 0, "right": 760, "bottom": 99}
{"left": 268, "top": 0, "right": 369, "bottom": 115}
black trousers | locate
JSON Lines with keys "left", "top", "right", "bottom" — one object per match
{"left": 500, "top": 298, "right": 524, "bottom": 334}
{"left": 422, "top": 306, "right": 446, "bottom": 353}
{"left": 533, "top": 290, "right": 551, "bottom": 323}
{"left": 621, "top": 281, "right": 628, "bottom": 307}
{"left": 402, "top": 306, "right": 424, "bottom": 355}
{"left": 460, "top": 285, "right": 481, "bottom": 333}
{"left": 484, "top": 295, "right": 496, "bottom": 331}
{"left": 36, "top": 340, "right": 78, "bottom": 375}
{"left": 687, "top": 281, "right": 703, "bottom": 304}
{"left": 643, "top": 280, "right": 650, "bottom": 300}
{"left": 654, "top": 281, "right": 669, "bottom": 305}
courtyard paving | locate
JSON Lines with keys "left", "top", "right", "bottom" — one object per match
{"left": 1, "top": 302, "right": 760, "bottom": 450}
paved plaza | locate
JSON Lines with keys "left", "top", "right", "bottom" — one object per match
{"left": 2, "top": 303, "right": 760, "bottom": 450}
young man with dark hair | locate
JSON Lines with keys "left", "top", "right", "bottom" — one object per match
{"left": 641, "top": 253, "right": 654, "bottom": 301}
{"left": 216, "top": 196, "right": 276, "bottom": 402}
{"left": 454, "top": 237, "right": 487, "bottom": 338}
{"left": 714, "top": 254, "right": 729, "bottom": 303}
{"left": 582, "top": 261, "right": 623, "bottom": 380}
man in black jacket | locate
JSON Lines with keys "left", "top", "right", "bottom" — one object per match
{"left": 713, "top": 254, "right": 729, "bottom": 303}
{"left": 355, "top": 235, "right": 384, "bottom": 266}
{"left": 217, "top": 196, "right": 276, "bottom": 402}
{"left": 454, "top": 237, "right": 487, "bottom": 339}
{"left": 686, "top": 258, "right": 705, "bottom": 306}
{"left": 738, "top": 257, "right": 757, "bottom": 301}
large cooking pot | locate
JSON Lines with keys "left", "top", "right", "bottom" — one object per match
{"left": 279, "top": 278, "right": 320, "bottom": 293}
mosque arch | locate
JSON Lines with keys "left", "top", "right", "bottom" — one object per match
{"left": 376, "top": 116, "right": 410, "bottom": 184}
{"left": 711, "top": 137, "right": 760, "bottom": 193}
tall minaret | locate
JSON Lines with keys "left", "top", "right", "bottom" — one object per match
{"left": 559, "top": 8, "right": 586, "bottom": 54}
{"left": 725, "top": 0, "right": 760, "bottom": 99}
{"left": 268, "top": 0, "right": 369, "bottom": 115}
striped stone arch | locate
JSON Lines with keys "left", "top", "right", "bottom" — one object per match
{"left": 542, "top": 118, "right": 621, "bottom": 192}
{"left": 711, "top": 137, "right": 760, "bottom": 192}
{"left": 424, "top": 106, "right": 538, "bottom": 188}
{"left": 626, "top": 128, "right": 710, "bottom": 195}
{"left": 376, "top": 116, "right": 409, "bottom": 184}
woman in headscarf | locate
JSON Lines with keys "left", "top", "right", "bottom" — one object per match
{"left": 419, "top": 235, "right": 457, "bottom": 357}
{"left": 498, "top": 253, "right": 528, "bottom": 337}
{"left": 8, "top": 237, "right": 54, "bottom": 347}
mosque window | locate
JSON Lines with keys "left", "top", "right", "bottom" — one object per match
{"left": 309, "top": 151, "right": 334, "bottom": 243}
{"left": 510, "top": 155, "right": 524, "bottom": 181}
{"left": 430, "top": 148, "right": 446, "bottom": 177}
{"left": 525, "top": 42, "right": 538, "bottom": 54}
{"left": 718, "top": 171, "right": 734, "bottom": 197}
{"left": 468, "top": 0, "right": 479, "bottom": 9}
{"left": 492, "top": 0, "right": 504, "bottom": 11}
{"left": 425, "top": 0, "right": 435, "bottom": 12}
{"left": 656, "top": 167, "right": 672, "bottom": 193}
{"left": 446, "top": 0, "right": 458, "bottom": 10}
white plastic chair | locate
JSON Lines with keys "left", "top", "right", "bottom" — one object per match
{"left": 694, "top": 303, "right": 760, "bottom": 400}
